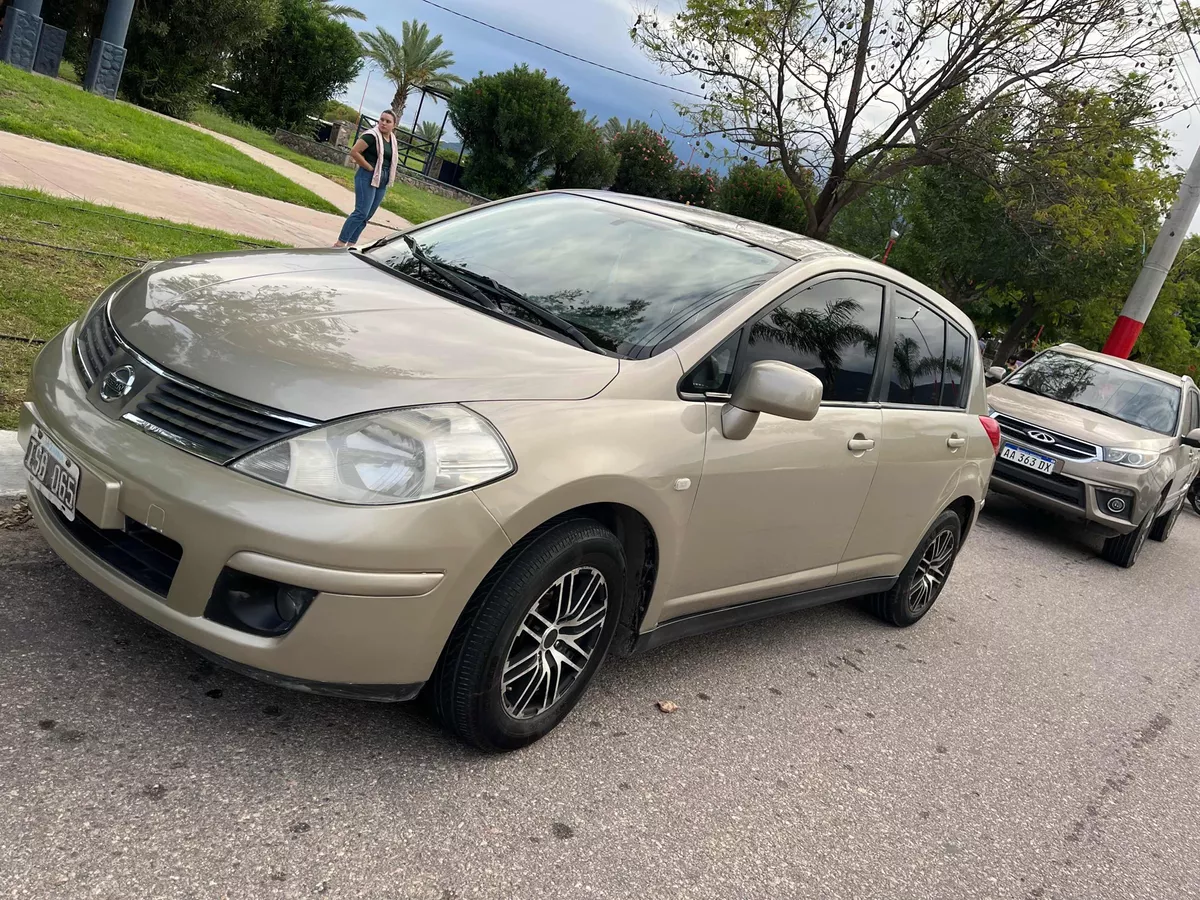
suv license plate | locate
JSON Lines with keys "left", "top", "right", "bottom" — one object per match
{"left": 24, "top": 423, "right": 80, "bottom": 521}
{"left": 1000, "top": 442, "right": 1055, "bottom": 475}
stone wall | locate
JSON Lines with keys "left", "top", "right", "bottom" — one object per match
{"left": 273, "top": 130, "right": 351, "bottom": 168}
{"left": 395, "top": 170, "right": 488, "bottom": 207}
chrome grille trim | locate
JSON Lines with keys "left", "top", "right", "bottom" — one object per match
{"left": 993, "top": 413, "right": 1101, "bottom": 461}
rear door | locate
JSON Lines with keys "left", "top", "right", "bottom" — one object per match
{"left": 840, "top": 291, "right": 978, "bottom": 580}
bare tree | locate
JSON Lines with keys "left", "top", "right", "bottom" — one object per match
{"left": 632, "top": 0, "right": 1190, "bottom": 238}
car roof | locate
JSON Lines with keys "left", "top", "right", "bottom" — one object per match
{"left": 1048, "top": 343, "right": 1195, "bottom": 388}
{"left": 554, "top": 190, "right": 978, "bottom": 337}
{"left": 559, "top": 189, "right": 842, "bottom": 261}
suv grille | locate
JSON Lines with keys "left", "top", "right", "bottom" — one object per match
{"left": 994, "top": 414, "right": 1098, "bottom": 460}
{"left": 75, "top": 311, "right": 120, "bottom": 387}
{"left": 128, "top": 380, "right": 307, "bottom": 463}
{"left": 51, "top": 506, "right": 183, "bottom": 597}
{"left": 992, "top": 458, "right": 1086, "bottom": 507}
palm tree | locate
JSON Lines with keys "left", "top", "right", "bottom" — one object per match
{"left": 417, "top": 120, "right": 442, "bottom": 143}
{"left": 601, "top": 116, "right": 643, "bottom": 142}
{"left": 313, "top": 0, "right": 366, "bottom": 20}
{"left": 360, "top": 21, "right": 464, "bottom": 121}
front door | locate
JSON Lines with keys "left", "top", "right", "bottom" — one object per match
{"left": 664, "top": 277, "right": 888, "bottom": 620}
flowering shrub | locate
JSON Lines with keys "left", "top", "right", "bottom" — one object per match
{"left": 716, "top": 162, "right": 809, "bottom": 233}
{"left": 673, "top": 165, "right": 719, "bottom": 208}
{"left": 610, "top": 124, "right": 680, "bottom": 199}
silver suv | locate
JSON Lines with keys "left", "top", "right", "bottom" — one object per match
{"left": 986, "top": 344, "right": 1200, "bottom": 566}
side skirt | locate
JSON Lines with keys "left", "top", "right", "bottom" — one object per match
{"left": 632, "top": 576, "right": 898, "bottom": 655}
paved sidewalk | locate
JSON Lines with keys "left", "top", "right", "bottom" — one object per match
{"left": 0, "top": 430, "right": 21, "bottom": 499}
{"left": 183, "top": 122, "right": 409, "bottom": 232}
{"left": 0, "top": 132, "right": 408, "bottom": 247}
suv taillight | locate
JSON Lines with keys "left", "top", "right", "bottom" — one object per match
{"left": 980, "top": 416, "right": 1001, "bottom": 455}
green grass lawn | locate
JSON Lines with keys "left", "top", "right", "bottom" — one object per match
{"left": 0, "top": 188, "right": 284, "bottom": 430}
{"left": 192, "top": 104, "right": 470, "bottom": 225}
{"left": 0, "top": 66, "right": 341, "bottom": 215}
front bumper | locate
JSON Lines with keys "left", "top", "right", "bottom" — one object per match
{"left": 21, "top": 325, "right": 512, "bottom": 692}
{"left": 988, "top": 441, "right": 1158, "bottom": 536}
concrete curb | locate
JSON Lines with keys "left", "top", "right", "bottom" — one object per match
{"left": 1, "top": 430, "right": 25, "bottom": 499}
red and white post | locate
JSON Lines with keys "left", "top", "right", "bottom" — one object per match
{"left": 1103, "top": 142, "right": 1200, "bottom": 358}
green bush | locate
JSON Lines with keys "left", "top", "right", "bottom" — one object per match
{"left": 717, "top": 162, "right": 807, "bottom": 232}
{"left": 450, "top": 65, "right": 579, "bottom": 198}
{"left": 546, "top": 116, "right": 618, "bottom": 190}
{"left": 610, "top": 124, "right": 679, "bottom": 199}
{"left": 673, "top": 165, "right": 719, "bottom": 207}
{"left": 323, "top": 99, "right": 362, "bottom": 123}
{"left": 227, "top": 0, "right": 363, "bottom": 132}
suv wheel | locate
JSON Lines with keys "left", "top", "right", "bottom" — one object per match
{"left": 1101, "top": 508, "right": 1154, "bottom": 568}
{"left": 868, "top": 509, "right": 962, "bottom": 627}
{"left": 1149, "top": 494, "right": 1184, "bottom": 543}
{"left": 429, "top": 520, "right": 625, "bottom": 751}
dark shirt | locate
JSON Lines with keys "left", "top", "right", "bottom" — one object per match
{"left": 360, "top": 133, "right": 393, "bottom": 174}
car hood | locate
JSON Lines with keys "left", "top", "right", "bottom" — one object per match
{"left": 108, "top": 250, "right": 619, "bottom": 421}
{"left": 987, "top": 384, "right": 1174, "bottom": 448}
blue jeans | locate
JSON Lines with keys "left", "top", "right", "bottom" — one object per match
{"left": 338, "top": 167, "right": 390, "bottom": 244}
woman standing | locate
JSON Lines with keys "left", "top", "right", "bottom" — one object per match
{"left": 334, "top": 110, "right": 400, "bottom": 248}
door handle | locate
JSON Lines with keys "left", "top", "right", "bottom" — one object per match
{"left": 847, "top": 436, "right": 876, "bottom": 453}
{"left": 947, "top": 434, "right": 967, "bottom": 449}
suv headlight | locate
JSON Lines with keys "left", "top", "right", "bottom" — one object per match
{"left": 232, "top": 405, "right": 515, "bottom": 505}
{"left": 1102, "top": 447, "right": 1159, "bottom": 469}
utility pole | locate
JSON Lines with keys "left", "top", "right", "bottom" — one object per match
{"left": 1103, "top": 142, "right": 1200, "bottom": 358}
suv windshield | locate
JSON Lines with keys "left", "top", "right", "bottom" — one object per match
{"left": 1006, "top": 351, "right": 1181, "bottom": 435}
{"left": 366, "top": 193, "right": 790, "bottom": 356}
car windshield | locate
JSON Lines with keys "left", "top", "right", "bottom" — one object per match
{"left": 1006, "top": 351, "right": 1181, "bottom": 435}
{"left": 365, "top": 193, "right": 790, "bottom": 356}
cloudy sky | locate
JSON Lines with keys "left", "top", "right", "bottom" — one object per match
{"left": 340, "top": 0, "right": 1200, "bottom": 188}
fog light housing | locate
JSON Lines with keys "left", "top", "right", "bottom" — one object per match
{"left": 1095, "top": 488, "right": 1134, "bottom": 521}
{"left": 205, "top": 569, "right": 317, "bottom": 637}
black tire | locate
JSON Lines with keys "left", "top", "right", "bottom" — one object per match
{"left": 1101, "top": 508, "right": 1153, "bottom": 568}
{"left": 429, "top": 519, "right": 625, "bottom": 752}
{"left": 868, "top": 509, "right": 963, "bottom": 627}
{"left": 1149, "top": 494, "right": 1183, "bottom": 543}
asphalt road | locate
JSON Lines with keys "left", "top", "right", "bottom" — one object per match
{"left": 2, "top": 495, "right": 1198, "bottom": 900}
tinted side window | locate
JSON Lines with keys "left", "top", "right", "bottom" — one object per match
{"left": 941, "top": 325, "right": 970, "bottom": 408}
{"left": 742, "top": 279, "right": 884, "bottom": 403}
{"left": 1187, "top": 391, "right": 1199, "bottom": 432}
{"left": 887, "top": 294, "right": 946, "bottom": 405}
{"left": 684, "top": 331, "right": 741, "bottom": 395}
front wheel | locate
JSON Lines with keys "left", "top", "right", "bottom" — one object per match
{"left": 429, "top": 520, "right": 625, "bottom": 752}
{"left": 1101, "top": 508, "right": 1153, "bottom": 568}
{"left": 868, "top": 509, "right": 963, "bottom": 627}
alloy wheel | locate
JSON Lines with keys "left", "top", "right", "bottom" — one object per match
{"left": 501, "top": 567, "right": 609, "bottom": 720}
{"left": 909, "top": 528, "right": 956, "bottom": 615}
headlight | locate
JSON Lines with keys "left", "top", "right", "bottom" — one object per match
{"left": 1102, "top": 447, "right": 1159, "bottom": 469}
{"left": 232, "top": 405, "right": 514, "bottom": 505}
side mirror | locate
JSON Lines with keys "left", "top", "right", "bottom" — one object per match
{"left": 1183, "top": 427, "right": 1200, "bottom": 449}
{"left": 721, "top": 360, "right": 823, "bottom": 440}
{"left": 985, "top": 366, "right": 1008, "bottom": 385}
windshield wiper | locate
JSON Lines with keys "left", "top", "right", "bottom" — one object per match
{"left": 440, "top": 265, "right": 605, "bottom": 355}
{"left": 398, "top": 235, "right": 500, "bottom": 312}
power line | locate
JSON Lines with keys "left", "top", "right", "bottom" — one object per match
{"left": 411, "top": 0, "right": 707, "bottom": 100}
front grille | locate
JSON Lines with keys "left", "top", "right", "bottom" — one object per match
{"left": 994, "top": 414, "right": 1098, "bottom": 460}
{"left": 992, "top": 458, "right": 1086, "bottom": 507}
{"left": 75, "top": 311, "right": 120, "bottom": 387}
{"left": 52, "top": 507, "right": 183, "bottom": 597}
{"left": 129, "top": 379, "right": 305, "bottom": 463}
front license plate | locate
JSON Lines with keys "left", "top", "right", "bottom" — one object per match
{"left": 24, "top": 423, "right": 80, "bottom": 521}
{"left": 1000, "top": 442, "right": 1055, "bottom": 475}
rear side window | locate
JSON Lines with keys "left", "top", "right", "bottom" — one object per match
{"left": 887, "top": 294, "right": 945, "bottom": 406}
{"left": 741, "top": 279, "right": 885, "bottom": 402}
{"left": 940, "top": 325, "right": 970, "bottom": 408}
{"left": 1187, "top": 391, "right": 1199, "bottom": 432}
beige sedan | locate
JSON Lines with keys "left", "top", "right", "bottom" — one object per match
{"left": 20, "top": 191, "right": 998, "bottom": 749}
